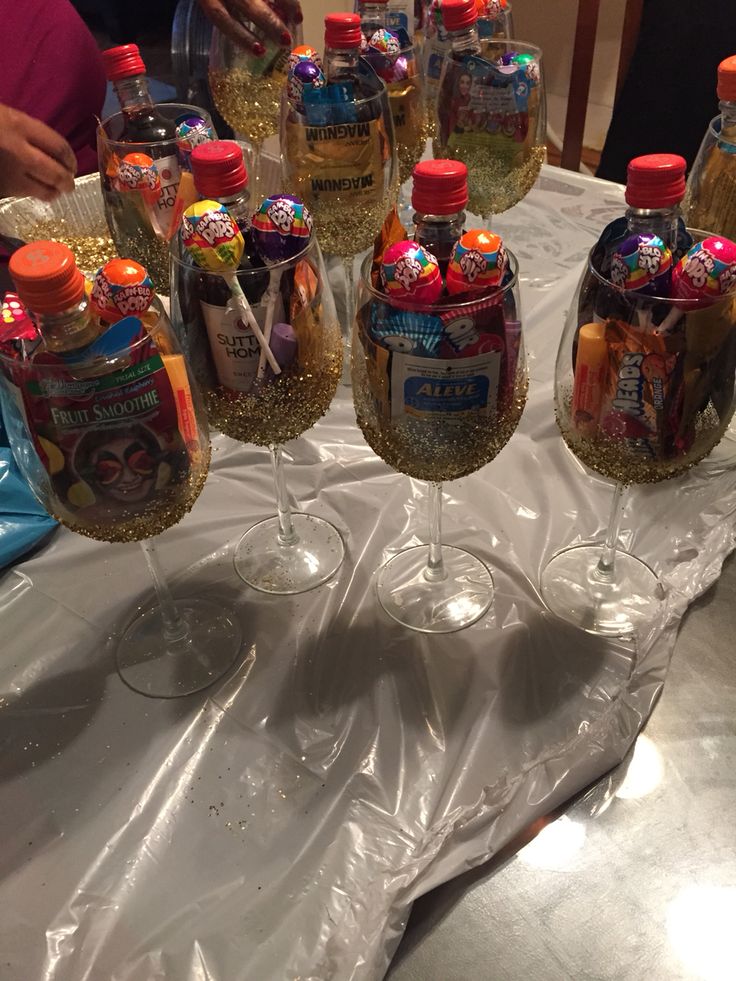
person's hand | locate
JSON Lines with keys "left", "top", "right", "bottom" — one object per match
{"left": 199, "top": 0, "right": 302, "bottom": 54}
{"left": 0, "top": 104, "right": 76, "bottom": 203}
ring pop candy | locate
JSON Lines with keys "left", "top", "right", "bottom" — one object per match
{"left": 182, "top": 200, "right": 281, "bottom": 375}
{"left": 610, "top": 234, "right": 673, "bottom": 296}
{"left": 288, "top": 44, "right": 323, "bottom": 71}
{"left": 90, "top": 258, "right": 155, "bottom": 323}
{"left": 251, "top": 194, "right": 313, "bottom": 380}
{"left": 251, "top": 194, "right": 313, "bottom": 264}
{"left": 381, "top": 241, "right": 443, "bottom": 304}
{"left": 671, "top": 236, "right": 736, "bottom": 302}
{"left": 446, "top": 230, "right": 507, "bottom": 295}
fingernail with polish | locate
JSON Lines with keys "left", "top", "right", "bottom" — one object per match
{"left": 253, "top": 41, "right": 266, "bottom": 56}
{"left": 280, "top": 30, "right": 292, "bottom": 47}
{"left": 295, "top": 9, "right": 303, "bottom": 23}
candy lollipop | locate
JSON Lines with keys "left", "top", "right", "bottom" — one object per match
{"left": 446, "top": 230, "right": 507, "bottom": 295}
{"left": 251, "top": 194, "right": 313, "bottom": 380}
{"left": 671, "top": 236, "right": 736, "bottom": 302}
{"left": 175, "top": 114, "right": 215, "bottom": 167}
{"left": 610, "top": 234, "right": 673, "bottom": 296}
{"left": 381, "top": 241, "right": 443, "bottom": 304}
{"left": 289, "top": 44, "right": 323, "bottom": 71}
{"left": 182, "top": 200, "right": 281, "bottom": 375}
{"left": 287, "top": 60, "right": 326, "bottom": 111}
{"left": 91, "top": 258, "right": 155, "bottom": 323}
{"left": 116, "top": 152, "right": 160, "bottom": 204}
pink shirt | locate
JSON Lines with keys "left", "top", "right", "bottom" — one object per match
{"left": 0, "top": 0, "right": 106, "bottom": 175}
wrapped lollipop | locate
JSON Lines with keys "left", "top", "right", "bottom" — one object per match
{"left": 381, "top": 241, "right": 443, "bottom": 305}
{"left": 671, "top": 236, "right": 736, "bottom": 303}
{"left": 175, "top": 113, "right": 215, "bottom": 168}
{"left": 610, "top": 234, "right": 673, "bottom": 296}
{"left": 116, "top": 152, "right": 160, "bottom": 204}
{"left": 288, "top": 44, "right": 323, "bottom": 71}
{"left": 251, "top": 194, "right": 313, "bottom": 380}
{"left": 90, "top": 258, "right": 155, "bottom": 323}
{"left": 287, "top": 59, "right": 326, "bottom": 113}
{"left": 182, "top": 200, "right": 281, "bottom": 375}
{"left": 446, "top": 230, "right": 507, "bottom": 295}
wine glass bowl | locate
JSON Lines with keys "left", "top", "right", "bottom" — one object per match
{"left": 351, "top": 250, "right": 527, "bottom": 632}
{"left": 384, "top": 38, "right": 427, "bottom": 185}
{"left": 170, "top": 235, "right": 344, "bottom": 594}
{"left": 434, "top": 40, "right": 546, "bottom": 217}
{"left": 683, "top": 117, "right": 736, "bottom": 242}
{"left": 97, "top": 104, "right": 216, "bottom": 287}
{"left": 541, "top": 241, "right": 736, "bottom": 637}
{"left": 281, "top": 86, "right": 399, "bottom": 258}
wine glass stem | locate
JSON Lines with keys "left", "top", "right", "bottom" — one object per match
{"left": 140, "top": 539, "right": 189, "bottom": 644}
{"left": 425, "top": 481, "right": 448, "bottom": 583}
{"left": 270, "top": 444, "right": 298, "bottom": 546}
{"left": 343, "top": 255, "right": 356, "bottom": 335}
{"left": 596, "top": 482, "right": 627, "bottom": 581}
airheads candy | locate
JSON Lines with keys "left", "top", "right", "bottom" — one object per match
{"left": 90, "top": 258, "right": 155, "bottom": 323}
{"left": 446, "top": 230, "right": 507, "bottom": 294}
{"left": 671, "top": 236, "right": 736, "bottom": 302}
{"left": 251, "top": 194, "right": 312, "bottom": 263}
{"left": 181, "top": 199, "right": 244, "bottom": 271}
{"left": 610, "top": 234, "right": 673, "bottom": 295}
{"left": 381, "top": 241, "right": 443, "bottom": 304}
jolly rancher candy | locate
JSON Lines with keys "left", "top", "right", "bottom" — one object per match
{"left": 610, "top": 233, "right": 673, "bottom": 295}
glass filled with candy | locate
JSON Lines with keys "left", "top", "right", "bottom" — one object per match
{"left": 540, "top": 232, "right": 736, "bottom": 637}
{"left": 352, "top": 232, "right": 527, "bottom": 632}
{"left": 170, "top": 194, "right": 344, "bottom": 594}
{"left": 1, "top": 241, "right": 242, "bottom": 698}
{"left": 435, "top": 0, "right": 545, "bottom": 218}
{"left": 97, "top": 104, "right": 216, "bottom": 289}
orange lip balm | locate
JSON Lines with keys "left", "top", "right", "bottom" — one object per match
{"left": 572, "top": 322, "right": 608, "bottom": 435}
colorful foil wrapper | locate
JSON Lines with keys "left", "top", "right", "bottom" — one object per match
{"left": 446, "top": 230, "right": 507, "bottom": 294}
{"left": 288, "top": 45, "right": 323, "bottom": 71}
{"left": 251, "top": 195, "right": 313, "bottom": 263}
{"left": 175, "top": 114, "right": 214, "bottom": 152}
{"left": 369, "top": 304, "right": 444, "bottom": 356}
{"left": 116, "top": 153, "right": 160, "bottom": 194}
{"left": 181, "top": 200, "right": 244, "bottom": 272}
{"left": 1, "top": 292, "right": 37, "bottom": 343}
{"left": 671, "top": 236, "right": 736, "bottom": 302}
{"left": 610, "top": 234, "right": 673, "bottom": 296}
{"left": 90, "top": 258, "right": 155, "bottom": 323}
{"left": 287, "top": 60, "right": 326, "bottom": 108}
{"left": 381, "top": 241, "right": 443, "bottom": 304}
{"left": 369, "top": 28, "right": 401, "bottom": 57}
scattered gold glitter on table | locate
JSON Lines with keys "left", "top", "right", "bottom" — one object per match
{"left": 53, "top": 446, "right": 211, "bottom": 544}
{"left": 28, "top": 219, "right": 116, "bottom": 277}
{"left": 353, "top": 363, "right": 528, "bottom": 482}
{"left": 205, "top": 325, "right": 343, "bottom": 446}
{"left": 557, "top": 390, "right": 732, "bottom": 484}
{"left": 433, "top": 143, "right": 546, "bottom": 217}
{"left": 209, "top": 68, "right": 282, "bottom": 147}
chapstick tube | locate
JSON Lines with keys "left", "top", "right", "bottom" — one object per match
{"left": 572, "top": 322, "right": 608, "bottom": 435}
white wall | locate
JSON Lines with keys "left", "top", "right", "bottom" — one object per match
{"left": 301, "top": 0, "right": 628, "bottom": 152}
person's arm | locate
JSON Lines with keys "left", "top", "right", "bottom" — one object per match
{"left": 198, "top": 0, "right": 302, "bottom": 52}
{"left": 0, "top": 104, "right": 76, "bottom": 202}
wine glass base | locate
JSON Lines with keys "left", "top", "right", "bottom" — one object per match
{"left": 540, "top": 543, "right": 665, "bottom": 638}
{"left": 116, "top": 598, "right": 243, "bottom": 699}
{"left": 376, "top": 545, "right": 493, "bottom": 634}
{"left": 234, "top": 513, "right": 345, "bottom": 594}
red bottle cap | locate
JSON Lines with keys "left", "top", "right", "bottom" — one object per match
{"left": 101, "top": 44, "right": 147, "bottom": 82}
{"left": 412, "top": 159, "right": 469, "bottom": 214}
{"left": 325, "top": 13, "right": 363, "bottom": 49}
{"left": 625, "top": 154, "right": 687, "bottom": 209}
{"left": 9, "top": 241, "right": 86, "bottom": 315}
{"left": 191, "top": 141, "right": 248, "bottom": 198}
{"left": 717, "top": 55, "right": 736, "bottom": 102}
{"left": 441, "top": 0, "right": 478, "bottom": 32}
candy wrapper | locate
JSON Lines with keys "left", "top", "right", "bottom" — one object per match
{"left": 115, "top": 153, "right": 161, "bottom": 205}
{"left": 175, "top": 114, "right": 215, "bottom": 169}
{"left": 181, "top": 200, "right": 244, "bottom": 272}
{"left": 381, "top": 241, "right": 443, "bottom": 305}
{"left": 288, "top": 45, "right": 323, "bottom": 71}
{"left": 610, "top": 234, "right": 673, "bottom": 296}
{"left": 252, "top": 195, "right": 313, "bottom": 264}
{"left": 91, "top": 259, "right": 155, "bottom": 324}
{"left": 287, "top": 60, "right": 326, "bottom": 113}
{"left": 671, "top": 236, "right": 736, "bottom": 303}
{"left": 447, "top": 230, "right": 507, "bottom": 294}
{"left": 371, "top": 206, "right": 408, "bottom": 287}
{"left": 1, "top": 293, "right": 37, "bottom": 348}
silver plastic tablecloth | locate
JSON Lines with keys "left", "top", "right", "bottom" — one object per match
{"left": 2, "top": 167, "right": 735, "bottom": 980}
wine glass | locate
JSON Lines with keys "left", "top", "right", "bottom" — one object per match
{"left": 351, "top": 250, "right": 527, "bottom": 632}
{"left": 684, "top": 117, "right": 736, "bottom": 242}
{"left": 97, "top": 104, "right": 217, "bottom": 289}
{"left": 434, "top": 40, "right": 546, "bottom": 219}
{"left": 170, "top": 235, "right": 345, "bottom": 593}
{"left": 208, "top": 17, "right": 302, "bottom": 181}
{"left": 0, "top": 298, "right": 242, "bottom": 697}
{"left": 281, "top": 82, "right": 399, "bottom": 336}
{"left": 382, "top": 37, "right": 427, "bottom": 186}
{"left": 540, "top": 243, "right": 736, "bottom": 637}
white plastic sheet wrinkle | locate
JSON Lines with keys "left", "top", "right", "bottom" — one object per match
{"left": 1, "top": 168, "right": 735, "bottom": 981}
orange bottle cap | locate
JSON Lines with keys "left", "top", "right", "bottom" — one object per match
{"left": 717, "top": 55, "right": 736, "bottom": 102}
{"left": 9, "top": 241, "right": 86, "bottom": 315}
